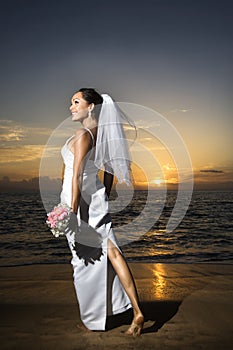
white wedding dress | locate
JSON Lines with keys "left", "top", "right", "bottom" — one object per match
{"left": 60, "top": 127, "right": 132, "bottom": 330}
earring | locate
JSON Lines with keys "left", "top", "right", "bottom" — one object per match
{"left": 88, "top": 110, "right": 92, "bottom": 117}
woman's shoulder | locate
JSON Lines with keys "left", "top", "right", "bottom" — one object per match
{"left": 74, "top": 128, "right": 88, "bottom": 138}
{"left": 73, "top": 128, "right": 93, "bottom": 145}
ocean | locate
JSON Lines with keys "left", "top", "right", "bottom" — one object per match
{"left": 0, "top": 191, "right": 233, "bottom": 266}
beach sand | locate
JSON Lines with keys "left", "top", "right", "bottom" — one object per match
{"left": 0, "top": 263, "right": 233, "bottom": 349}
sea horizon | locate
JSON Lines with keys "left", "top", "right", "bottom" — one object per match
{"left": 1, "top": 190, "right": 233, "bottom": 267}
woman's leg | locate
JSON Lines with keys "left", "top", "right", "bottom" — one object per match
{"left": 107, "top": 239, "right": 144, "bottom": 335}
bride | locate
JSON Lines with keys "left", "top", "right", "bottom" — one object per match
{"left": 60, "top": 88, "right": 144, "bottom": 336}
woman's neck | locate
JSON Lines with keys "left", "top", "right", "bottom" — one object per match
{"left": 82, "top": 116, "right": 98, "bottom": 129}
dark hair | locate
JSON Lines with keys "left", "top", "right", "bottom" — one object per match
{"left": 78, "top": 88, "right": 103, "bottom": 120}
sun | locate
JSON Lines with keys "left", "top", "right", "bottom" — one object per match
{"left": 153, "top": 179, "right": 162, "bottom": 186}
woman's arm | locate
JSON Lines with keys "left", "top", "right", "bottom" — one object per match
{"left": 104, "top": 171, "right": 114, "bottom": 198}
{"left": 71, "top": 130, "right": 92, "bottom": 214}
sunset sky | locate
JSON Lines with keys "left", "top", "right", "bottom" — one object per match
{"left": 0, "top": 0, "right": 232, "bottom": 190}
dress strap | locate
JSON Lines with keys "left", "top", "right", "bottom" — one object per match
{"left": 66, "top": 135, "right": 75, "bottom": 145}
{"left": 66, "top": 128, "right": 95, "bottom": 152}
{"left": 83, "top": 127, "right": 95, "bottom": 146}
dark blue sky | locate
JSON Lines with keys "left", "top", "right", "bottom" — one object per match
{"left": 0, "top": 0, "right": 233, "bottom": 183}
{"left": 1, "top": 0, "right": 232, "bottom": 123}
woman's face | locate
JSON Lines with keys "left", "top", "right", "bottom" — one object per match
{"left": 70, "top": 92, "right": 91, "bottom": 122}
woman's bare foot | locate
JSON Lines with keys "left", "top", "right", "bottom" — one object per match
{"left": 76, "top": 322, "right": 92, "bottom": 332}
{"left": 124, "top": 313, "right": 144, "bottom": 337}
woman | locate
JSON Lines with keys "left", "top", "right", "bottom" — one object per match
{"left": 60, "top": 88, "right": 144, "bottom": 336}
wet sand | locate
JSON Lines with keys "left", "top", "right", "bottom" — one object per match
{"left": 0, "top": 263, "right": 233, "bottom": 349}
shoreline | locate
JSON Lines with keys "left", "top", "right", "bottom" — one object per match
{"left": 1, "top": 260, "right": 233, "bottom": 269}
{"left": 1, "top": 263, "right": 233, "bottom": 349}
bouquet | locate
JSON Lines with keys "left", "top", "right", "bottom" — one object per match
{"left": 46, "top": 203, "right": 104, "bottom": 266}
{"left": 46, "top": 203, "right": 72, "bottom": 237}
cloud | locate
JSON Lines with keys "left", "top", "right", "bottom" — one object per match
{"left": 0, "top": 119, "right": 26, "bottom": 142}
{"left": 0, "top": 119, "right": 73, "bottom": 180}
{"left": 167, "top": 108, "right": 191, "bottom": 114}
{"left": 0, "top": 119, "right": 54, "bottom": 146}
{"left": 0, "top": 145, "right": 45, "bottom": 164}
{"left": 200, "top": 169, "right": 224, "bottom": 174}
{"left": 0, "top": 176, "right": 62, "bottom": 193}
{"left": 135, "top": 120, "right": 160, "bottom": 129}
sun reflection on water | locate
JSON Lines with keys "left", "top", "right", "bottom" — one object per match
{"left": 152, "top": 263, "right": 167, "bottom": 299}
